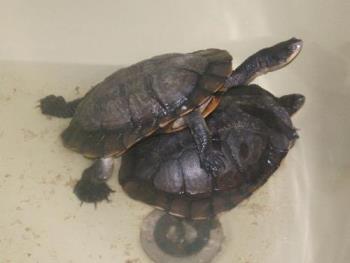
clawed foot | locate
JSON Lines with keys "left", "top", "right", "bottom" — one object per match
{"left": 39, "top": 95, "right": 73, "bottom": 118}
{"left": 74, "top": 168, "right": 115, "bottom": 206}
{"left": 200, "top": 150, "right": 226, "bottom": 176}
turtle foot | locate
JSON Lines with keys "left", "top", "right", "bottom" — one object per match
{"left": 40, "top": 95, "right": 74, "bottom": 118}
{"left": 74, "top": 167, "right": 115, "bottom": 205}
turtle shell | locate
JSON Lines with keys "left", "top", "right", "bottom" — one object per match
{"left": 62, "top": 49, "right": 232, "bottom": 158}
{"left": 119, "top": 84, "right": 304, "bottom": 220}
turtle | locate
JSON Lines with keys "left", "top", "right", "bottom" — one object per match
{"left": 120, "top": 84, "right": 305, "bottom": 261}
{"left": 39, "top": 38, "right": 303, "bottom": 204}
{"left": 118, "top": 84, "right": 305, "bottom": 220}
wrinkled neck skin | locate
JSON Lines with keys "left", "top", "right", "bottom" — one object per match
{"left": 224, "top": 70, "right": 251, "bottom": 88}
{"left": 224, "top": 53, "right": 269, "bottom": 89}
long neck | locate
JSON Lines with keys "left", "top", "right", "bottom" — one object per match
{"left": 224, "top": 54, "right": 263, "bottom": 88}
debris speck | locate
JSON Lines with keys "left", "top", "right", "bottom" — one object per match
{"left": 21, "top": 128, "right": 38, "bottom": 141}
{"left": 65, "top": 177, "right": 77, "bottom": 187}
{"left": 75, "top": 86, "right": 81, "bottom": 94}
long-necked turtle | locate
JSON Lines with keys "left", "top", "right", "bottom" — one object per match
{"left": 40, "top": 38, "right": 302, "bottom": 203}
{"left": 118, "top": 84, "right": 305, "bottom": 219}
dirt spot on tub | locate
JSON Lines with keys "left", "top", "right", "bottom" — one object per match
{"left": 75, "top": 86, "right": 81, "bottom": 95}
{"left": 246, "top": 203, "right": 269, "bottom": 217}
{"left": 124, "top": 243, "right": 133, "bottom": 256}
{"left": 125, "top": 258, "right": 141, "bottom": 263}
{"left": 22, "top": 128, "right": 38, "bottom": 141}
{"left": 65, "top": 177, "right": 78, "bottom": 188}
{"left": 41, "top": 174, "right": 64, "bottom": 185}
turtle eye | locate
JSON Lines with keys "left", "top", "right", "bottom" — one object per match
{"left": 239, "top": 142, "right": 249, "bottom": 160}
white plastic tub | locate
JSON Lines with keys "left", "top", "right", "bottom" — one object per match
{"left": 1, "top": 1, "right": 349, "bottom": 262}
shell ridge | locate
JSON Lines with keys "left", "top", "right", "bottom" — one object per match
{"left": 142, "top": 74, "right": 169, "bottom": 117}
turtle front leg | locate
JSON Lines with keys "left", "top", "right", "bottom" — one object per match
{"left": 184, "top": 109, "right": 225, "bottom": 175}
{"left": 40, "top": 95, "right": 83, "bottom": 118}
{"left": 74, "top": 157, "right": 115, "bottom": 205}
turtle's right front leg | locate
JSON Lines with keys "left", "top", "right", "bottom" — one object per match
{"left": 40, "top": 95, "right": 83, "bottom": 118}
{"left": 74, "top": 157, "right": 115, "bottom": 206}
{"left": 184, "top": 109, "right": 225, "bottom": 176}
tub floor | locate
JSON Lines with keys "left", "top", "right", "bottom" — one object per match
{"left": 0, "top": 60, "right": 349, "bottom": 263}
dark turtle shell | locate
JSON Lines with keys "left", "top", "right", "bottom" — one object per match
{"left": 62, "top": 49, "right": 232, "bottom": 158}
{"left": 118, "top": 84, "right": 305, "bottom": 220}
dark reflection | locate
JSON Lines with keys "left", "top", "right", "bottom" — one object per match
{"left": 154, "top": 213, "right": 213, "bottom": 256}
{"left": 141, "top": 210, "right": 224, "bottom": 263}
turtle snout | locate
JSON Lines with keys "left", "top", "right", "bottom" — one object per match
{"left": 270, "top": 37, "right": 303, "bottom": 68}
{"left": 288, "top": 38, "right": 303, "bottom": 53}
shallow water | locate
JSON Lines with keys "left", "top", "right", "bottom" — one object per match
{"left": 0, "top": 56, "right": 348, "bottom": 263}
{"left": 1, "top": 1, "right": 350, "bottom": 262}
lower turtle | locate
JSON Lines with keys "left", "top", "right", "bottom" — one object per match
{"left": 117, "top": 84, "right": 305, "bottom": 261}
{"left": 39, "top": 39, "right": 303, "bottom": 204}
{"left": 118, "top": 84, "right": 305, "bottom": 219}
{"left": 72, "top": 84, "right": 304, "bottom": 261}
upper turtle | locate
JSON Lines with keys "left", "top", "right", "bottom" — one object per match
{"left": 62, "top": 49, "right": 232, "bottom": 157}
{"left": 61, "top": 39, "right": 303, "bottom": 161}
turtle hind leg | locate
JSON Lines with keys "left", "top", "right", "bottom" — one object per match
{"left": 40, "top": 95, "right": 83, "bottom": 118}
{"left": 74, "top": 158, "right": 115, "bottom": 205}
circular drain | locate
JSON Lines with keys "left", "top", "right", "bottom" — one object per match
{"left": 140, "top": 210, "right": 224, "bottom": 263}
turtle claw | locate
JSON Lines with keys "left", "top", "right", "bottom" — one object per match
{"left": 74, "top": 171, "right": 115, "bottom": 205}
{"left": 74, "top": 158, "right": 115, "bottom": 206}
{"left": 201, "top": 150, "right": 226, "bottom": 176}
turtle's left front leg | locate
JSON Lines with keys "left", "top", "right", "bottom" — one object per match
{"left": 184, "top": 109, "right": 225, "bottom": 176}
{"left": 74, "top": 157, "right": 115, "bottom": 205}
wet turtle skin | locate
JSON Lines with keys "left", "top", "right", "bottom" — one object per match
{"left": 119, "top": 84, "right": 305, "bottom": 220}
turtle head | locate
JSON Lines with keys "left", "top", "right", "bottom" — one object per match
{"left": 260, "top": 37, "right": 303, "bottom": 73}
